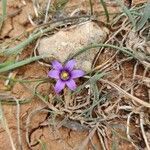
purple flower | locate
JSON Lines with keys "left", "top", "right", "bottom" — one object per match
{"left": 48, "top": 59, "right": 85, "bottom": 93}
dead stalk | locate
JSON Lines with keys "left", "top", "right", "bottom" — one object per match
{"left": 127, "top": 112, "right": 138, "bottom": 150}
{"left": 97, "top": 128, "right": 107, "bottom": 150}
{"left": 100, "top": 79, "right": 150, "bottom": 108}
{"left": 25, "top": 107, "right": 46, "bottom": 147}
{"left": 15, "top": 98, "right": 23, "bottom": 150}
{"left": 44, "top": 0, "right": 51, "bottom": 23}
{"left": 0, "top": 104, "right": 16, "bottom": 150}
{"left": 140, "top": 112, "right": 150, "bottom": 150}
{"left": 73, "top": 127, "right": 97, "bottom": 150}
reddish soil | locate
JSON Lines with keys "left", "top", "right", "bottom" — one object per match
{"left": 0, "top": 0, "right": 149, "bottom": 150}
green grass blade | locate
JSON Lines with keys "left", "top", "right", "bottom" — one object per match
{"left": 67, "top": 43, "right": 137, "bottom": 61}
{"left": 38, "top": 139, "right": 47, "bottom": 150}
{"left": 99, "top": 0, "right": 109, "bottom": 22}
{"left": 0, "top": 27, "right": 51, "bottom": 56}
{"left": 2, "top": 0, "right": 7, "bottom": 18}
{"left": 136, "top": 2, "right": 150, "bottom": 31}
{"left": 1, "top": 25, "right": 57, "bottom": 55}
{"left": 0, "top": 61, "right": 15, "bottom": 68}
{"left": 74, "top": 72, "right": 106, "bottom": 94}
{"left": 1, "top": 16, "right": 91, "bottom": 56}
{"left": 0, "top": 55, "right": 45, "bottom": 73}
{"left": 0, "top": 32, "right": 40, "bottom": 56}
{"left": 115, "top": 0, "right": 136, "bottom": 28}
{"left": 53, "top": 0, "right": 69, "bottom": 11}
{"left": 0, "top": 0, "right": 7, "bottom": 30}
{"left": 111, "top": 131, "right": 118, "bottom": 150}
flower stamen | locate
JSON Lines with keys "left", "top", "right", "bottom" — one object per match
{"left": 60, "top": 71, "right": 70, "bottom": 80}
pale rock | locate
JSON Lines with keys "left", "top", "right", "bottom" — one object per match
{"left": 38, "top": 21, "right": 109, "bottom": 72}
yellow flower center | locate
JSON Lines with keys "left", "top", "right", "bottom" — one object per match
{"left": 60, "top": 71, "right": 70, "bottom": 80}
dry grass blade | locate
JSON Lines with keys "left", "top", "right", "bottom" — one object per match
{"left": 25, "top": 107, "right": 46, "bottom": 148}
{"left": 99, "top": 0, "right": 109, "bottom": 22}
{"left": 22, "top": 82, "right": 62, "bottom": 113}
{"left": 89, "top": 0, "right": 93, "bottom": 15}
{"left": 1, "top": 15, "right": 90, "bottom": 56}
{"left": 97, "top": 127, "right": 107, "bottom": 150}
{"left": 0, "top": 103, "right": 16, "bottom": 150}
{"left": 127, "top": 112, "right": 138, "bottom": 149}
{"left": 15, "top": 98, "right": 23, "bottom": 150}
{"left": 140, "top": 112, "right": 150, "bottom": 150}
{"left": 73, "top": 127, "right": 97, "bottom": 150}
{"left": 115, "top": 0, "right": 136, "bottom": 28}
{"left": 100, "top": 79, "right": 150, "bottom": 108}
{"left": 44, "top": 0, "right": 52, "bottom": 23}
{"left": 0, "top": 0, "right": 149, "bottom": 149}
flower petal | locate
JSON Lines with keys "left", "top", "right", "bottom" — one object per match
{"left": 71, "top": 70, "right": 85, "bottom": 79}
{"left": 48, "top": 70, "right": 60, "bottom": 79}
{"left": 52, "top": 60, "right": 63, "bottom": 70}
{"left": 54, "top": 80, "right": 65, "bottom": 93}
{"left": 66, "top": 79, "right": 76, "bottom": 91}
{"left": 65, "top": 59, "right": 76, "bottom": 71}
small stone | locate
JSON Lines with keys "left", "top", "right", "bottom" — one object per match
{"left": 38, "top": 21, "right": 109, "bottom": 72}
